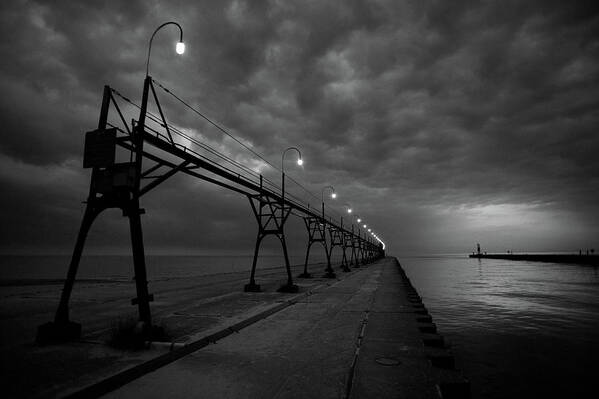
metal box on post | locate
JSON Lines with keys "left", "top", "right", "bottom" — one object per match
{"left": 92, "top": 163, "right": 137, "bottom": 195}
{"left": 83, "top": 128, "right": 116, "bottom": 169}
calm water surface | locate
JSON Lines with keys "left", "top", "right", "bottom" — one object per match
{"left": 0, "top": 253, "right": 337, "bottom": 281}
{"left": 401, "top": 255, "right": 599, "bottom": 398}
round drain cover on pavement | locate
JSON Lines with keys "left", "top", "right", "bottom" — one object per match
{"left": 375, "top": 357, "right": 401, "bottom": 366}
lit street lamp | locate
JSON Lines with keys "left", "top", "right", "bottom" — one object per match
{"left": 119, "top": 21, "right": 187, "bottom": 332}
{"left": 146, "top": 21, "right": 185, "bottom": 77}
{"left": 281, "top": 147, "right": 303, "bottom": 209}
{"left": 321, "top": 185, "right": 336, "bottom": 278}
{"left": 321, "top": 185, "right": 336, "bottom": 219}
{"left": 281, "top": 147, "right": 303, "bottom": 172}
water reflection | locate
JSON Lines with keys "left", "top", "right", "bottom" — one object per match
{"left": 401, "top": 255, "right": 599, "bottom": 398}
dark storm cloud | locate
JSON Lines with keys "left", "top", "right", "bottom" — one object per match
{"left": 1, "top": 0, "right": 598, "bottom": 254}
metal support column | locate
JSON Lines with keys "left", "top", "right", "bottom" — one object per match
{"left": 342, "top": 231, "right": 353, "bottom": 269}
{"left": 299, "top": 217, "right": 328, "bottom": 278}
{"left": 246, "top": 176, "right": 298, "bottom": 293}
{"left": 126, "top": 200, "right": 153, "bottom": 326}
{"left": 37, "top": 78, "right": 160, "bottom": 343}
{"left": 349, "top": 225, "right": 358, "bottom": 267}
{"left": 328, "top": 225, "right": 349, "bottom": 272}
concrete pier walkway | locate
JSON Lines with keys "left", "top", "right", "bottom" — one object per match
{"left": 98, "top": 258, "right": 468, "bottom": 399}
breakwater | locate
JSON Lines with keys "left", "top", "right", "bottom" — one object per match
{"left": 469, "top": 253, "right": 598, "bottom": 266}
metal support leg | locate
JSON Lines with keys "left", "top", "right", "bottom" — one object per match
{"left": 127, "top": 201, "right": 153, "bottom": 326}
{"left": 278, "top": 234, "right": 298, "bottom": 292}
{"left": 351, "top": 243, "right": 358, "bottom": 267}
{"left": 300, "top": 217, "right": 327, "bottom": 279}
{"left": 299, "top": 242, "right": 314, "bottom": 278}
{"left": 324, "top": 244, "right": 336, "bottom": 278}
{"left": 341, "top": 245, "right": 351, "bottom": 272}
{"left": 56, "top": 206, "right": 98, "bottom": 323}
{"left": 246, "top": 193, "right": 297, "bottom": 292}
{"left": 245, "top": 232, "right": 264, "bottom": 292}
{"left": 36, "top": 205, "right": 101, "bottom": 343}
{"left": 340, "top": 232, "right": 351, "bottom": 272}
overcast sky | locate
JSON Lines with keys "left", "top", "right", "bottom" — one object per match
{"left": 1, "top": 0, "right": 598, "bottom": 257}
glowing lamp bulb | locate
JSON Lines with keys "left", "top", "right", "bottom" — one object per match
{"left": 368, "top": 229, "right": 372, "bottom": 232}
{"left": 357, "top": 218, "right": 361, "bottom": 223}
{"left": 297, "top": 158, "right": 303, "bottom": 166}
{"left": 176, "top": 41, "right": 185, "bottom": 54}
{"left": 331, "top": 192, "right": 337, "bottom": 199}
{"left": 363, "top": 224, "right": 367, "bottom": 228}
{"left": 347, "top": 208, "right": 352, "bottom": 213}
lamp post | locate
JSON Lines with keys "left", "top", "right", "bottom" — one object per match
{"left": 343, "top": 202, "right": 354, "bottom": 214}
{"left": 281, "top": 147, "right": 303, "bottom": 211}
{"left": 321, "top": 185, "right": 336, "bottom": 220}
{"left": 132, "top": 22, "right": 186, "bottom": 331}
{"left": 320, "top": 185, "right": 336, "bottom": 278}
{"left": 348, "top": 214, "right": 358, "bottom": 266}
{"left": 351, "top": 214, "right": 359, "bottom": 231}
{"left": 146, "top": 21, "right": 185, "bottom": 77}
{"left": 139, "top": 20, "right": 186, "bottom": 168}
{"left": 351, "top": 214, "right": 361, "bottom": 233}
{"left": 343, "top": 203, "right": 353, "bottom": 214}
{"left": 339, "top": 205, "right": 353, "bottom": 272}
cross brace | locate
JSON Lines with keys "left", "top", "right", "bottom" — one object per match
{"left": 328, "top": 226, "right": 351, "bottom": 273}
{"left": 245, "top": 193, "right": 298, "bottom": 293}
{"left": 298, "top": 217, "right": 330, "bottom": 278}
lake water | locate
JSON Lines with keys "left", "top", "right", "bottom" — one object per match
{"left": 401, "top": 255, "right": 599, "bottom": 398}
{"left": 0, "top": 253, "right": 340, "bottom": 281}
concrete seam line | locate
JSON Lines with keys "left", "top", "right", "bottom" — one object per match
{"left": 344, "top": 309, "right": 371, "bottom": 399}
{"left": 63, "top": 267, "right": 368, "bottom": 399}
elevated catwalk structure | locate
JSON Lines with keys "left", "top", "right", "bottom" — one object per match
{"left": 37, "top": 76, "right": 384, "bottom": 343}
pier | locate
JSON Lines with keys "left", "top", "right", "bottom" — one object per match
{"left": 1, "top": 258, "right": 469, "bottom": 398}
{"left": 469, "top": 253, "right": 598, "bottom": 266}
{"left": 73, "top": 257, "right": 468, "bottom": 398}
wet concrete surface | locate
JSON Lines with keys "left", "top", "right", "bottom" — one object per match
{"left": 1, "top": 262, "right": 331, "bottom": 398}
{"left": 100, "top": 258, "right": 468, "bottom": 399}
{"left": 1, "top": 258, "right": 468, "bottom": 398}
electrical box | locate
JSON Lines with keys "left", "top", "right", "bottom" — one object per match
{"left": 83, "top": 128, "right": 116, "bottom": 169}
{"left": 92, "top": 163, "right": 137, "bottom": 195}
